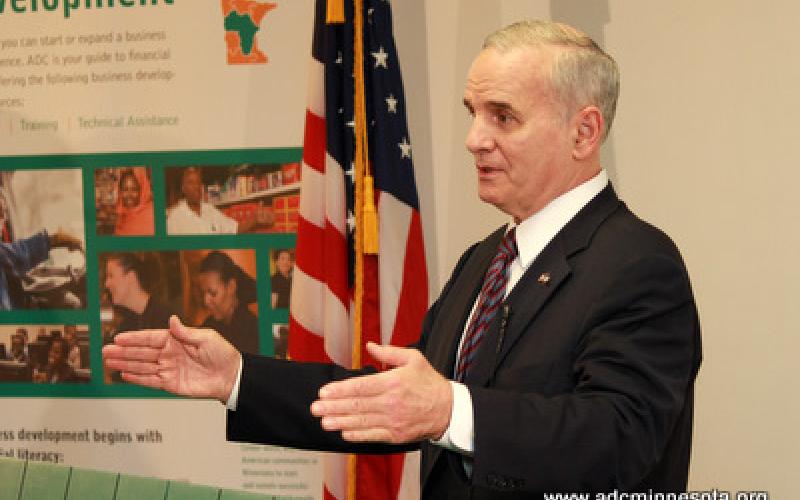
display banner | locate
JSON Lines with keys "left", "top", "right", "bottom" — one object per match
{"left": 0, "top": 1, "right": 323, "bottom": 497}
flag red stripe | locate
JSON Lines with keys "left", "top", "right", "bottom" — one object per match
{"left": 390, "top": 210, "right": 428, "bottom": 347}
{"left": 323, "top": 220, "right": 350, "bottom": 308}
{"left": 293, "top": 216, "right": 350, "bottom": 310}
{"left": 288, "top": 315, "right": 332, "bottom": 363}
{"left": 360, "top": 254, "right": 381, "bottom": 367}
{"left": 294, "top": 216, "right": 324, "bottom": 276}
{"left": 357, "top": 453, "right": 406, "bottom": 499}
{"left": 302, "top": 110, "right": 326, "bottom": 173}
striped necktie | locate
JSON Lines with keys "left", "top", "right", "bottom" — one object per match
{"left": 455, "top": 228, "right": 517, "bottom": 382}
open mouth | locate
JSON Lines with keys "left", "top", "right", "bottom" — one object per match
{"left": 477, "top": 165, "right": 501, "bottom": 175}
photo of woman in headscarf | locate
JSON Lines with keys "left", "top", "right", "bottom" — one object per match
{"left": 114, "top": 167, "right": 154, "bottom": 236}
{"left": 197, "top": 251, "right": 259, "bottom": 354}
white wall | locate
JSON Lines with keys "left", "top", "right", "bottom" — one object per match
{"left": 392, "top": 0, "right": 798, "bottom": 496}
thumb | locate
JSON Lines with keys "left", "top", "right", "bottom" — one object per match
{"left": 366, "top": 342, "right": 415, "bottom": 369}
{"left": 169, "top": 315, "right": 202, "bottom": 346}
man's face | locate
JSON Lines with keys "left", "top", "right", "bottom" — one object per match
{"left": 181, "top": 169, "right": 204, "bottom": 206}
{"left": 463, "top": 47, "right": 577, "bottom": 222}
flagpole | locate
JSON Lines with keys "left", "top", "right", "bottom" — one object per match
{"left": 350, "top": 0, "right": 368, "bottom": 498}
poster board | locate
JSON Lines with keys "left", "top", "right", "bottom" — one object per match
{"left": 0, "top": 1, "right": 323, "bottom": 496}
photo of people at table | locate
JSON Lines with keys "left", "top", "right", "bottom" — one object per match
{"left": 0, "top": 324, "right": 90, "bottom": 383}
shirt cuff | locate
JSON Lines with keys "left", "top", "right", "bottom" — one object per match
{"left": 430, "top": 381, "right": 474, "bottom": 455}
{"left": 225, "top": 356, "right": 244, "bottom": 411}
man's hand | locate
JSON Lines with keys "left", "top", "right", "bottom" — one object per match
{"left": 102, "top": 315, "right": 241, "bottom": 403}
{"left": 310, "top": 342, "right": 453, "bottom": 444}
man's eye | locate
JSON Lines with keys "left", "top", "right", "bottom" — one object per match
{"left": 496, "top": 112, "right": 512, "bottom": 124}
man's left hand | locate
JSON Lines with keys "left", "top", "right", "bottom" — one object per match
{"left": 310, "top": 342, "right": 453, "bottom": 444}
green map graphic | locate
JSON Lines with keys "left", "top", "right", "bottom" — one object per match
{"left": 224, "top": 11, "right": 259, "bottom": 56}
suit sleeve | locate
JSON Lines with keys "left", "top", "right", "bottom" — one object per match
{"left": 225, "top": 242, "right": 483, "bottom": 453}
{"left": 227, "top": 355, "right": 417, "bottom": 453}
{"left": 469, "top": 251, "right": 701, "bottom": 492}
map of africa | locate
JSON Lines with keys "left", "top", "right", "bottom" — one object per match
{"left": 221, "top": 0, "right": 277, "bottom": 64}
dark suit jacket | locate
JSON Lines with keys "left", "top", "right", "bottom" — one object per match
{"left": 228, "top": 185, "right": 702, "bottom": 498}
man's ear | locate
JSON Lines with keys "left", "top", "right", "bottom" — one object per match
{"left": 572, "top": 106, "right": 604, "bottom": 161}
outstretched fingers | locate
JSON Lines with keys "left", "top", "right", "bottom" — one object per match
{"left": 317, "top": 370, "right": 391, "bottom": 400}
{"left": 111, "top": 329, "right": 170, "bottom": 349}
{"left": 104, "top": 355, "right": 165, "bottom": 376}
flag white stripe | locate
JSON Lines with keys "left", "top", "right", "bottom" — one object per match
{"left": 306, "top": 58, "right": 325, "bottom": 118}
{"left": 378, "top": 192, "right": 413, "bottom": 346}
{"left": 324, "top": 291, "right": 351, "bottom": 367}
{"left": 298, "top": 162, "right": 325, "bottom": 227}
{"left": 324, "top": 453, "right": 348, "bottom": 500}
{"left": 397, "top": 451, "right": 421, "bottom": 500}
{"left": 290, "top": 266, "right": 325, "bottom": 336}
{"left": 325, "top": 152, "right": 347, "bottom": 235}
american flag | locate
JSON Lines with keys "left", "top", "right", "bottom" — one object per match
{"left": 289, "top": 0, "right": 428, "bottom": 499}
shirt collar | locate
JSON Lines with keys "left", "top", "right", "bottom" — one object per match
{"left": 511, "top": 170, "right": 609, "bottom": 270}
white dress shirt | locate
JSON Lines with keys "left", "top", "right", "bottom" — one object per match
{"left": 166, "top": 199, "right": 238, "bottom": 235}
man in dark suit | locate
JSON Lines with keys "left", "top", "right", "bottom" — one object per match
{"left": 104, "top": 19, "right": 701, "bottom": 497}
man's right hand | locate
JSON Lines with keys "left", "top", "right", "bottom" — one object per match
{"left": 102, "top": 315, "right": 241, "bottom": 404}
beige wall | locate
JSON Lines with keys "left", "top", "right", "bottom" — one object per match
{"left": 392, "top": 0, "right": 798, "bottom": 496}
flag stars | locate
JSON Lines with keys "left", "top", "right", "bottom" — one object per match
{"left": 398, "top": 137, "right": 412, "bottom": 159}
{"left": 346, "top": 163, "right": 354, "bottom": 181}
{"left": 371, "top": 46, "right": 389, "bottom": 69}
{"left": 336, "top": 51, "right": 343, "bottom": 65}
{"left": 347, "top": 211, "right": 356, "bottom": 233}
{"left": 386, "top": 94, "right": 398, "bottom": 113}
{"left": 367, "top": 7, "right": 374, "bottom": 23}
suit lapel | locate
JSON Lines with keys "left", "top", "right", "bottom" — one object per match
{"left": 425, "top": 227, "right": 506, "bottom": 378}
{"left": 464, "top": 237, "right": 571, "bottom": 386}
{"left": 467, "top": 185, "right": 623, "bottom": 386}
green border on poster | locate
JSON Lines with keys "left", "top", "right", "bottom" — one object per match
{"left": 0, "top": 148, "right": 300, "bottom": 398}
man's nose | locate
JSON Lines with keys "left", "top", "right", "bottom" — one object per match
{"left": 465, "top": 118, "right": 492, "bottom": 153}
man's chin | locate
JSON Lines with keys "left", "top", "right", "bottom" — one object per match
{"left": 477, "top": 188, "right": 503, "bottom": 208}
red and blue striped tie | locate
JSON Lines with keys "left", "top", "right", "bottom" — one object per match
{"left": 455, "top": 228, "right": 517, "bottom": 381}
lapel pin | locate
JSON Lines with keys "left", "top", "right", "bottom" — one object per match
{"left": 537, "top": 272, "right": 551, "bottom": 285}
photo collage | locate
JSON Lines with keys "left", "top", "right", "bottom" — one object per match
{"left": 0, "top": 157, "right": 298, "bottom": 390}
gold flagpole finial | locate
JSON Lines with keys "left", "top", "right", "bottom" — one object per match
{"left": 326, "top": 0, "right": 345, "bottom": 24}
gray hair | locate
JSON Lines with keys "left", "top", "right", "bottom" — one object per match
{"left": 484, "top": 20, "right": 620, "bottom": 141}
